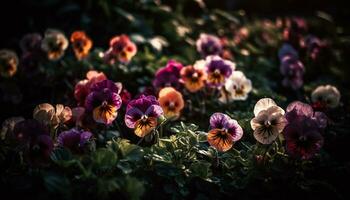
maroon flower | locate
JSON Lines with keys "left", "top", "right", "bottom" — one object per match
{"left": 57, "top": 128, "right": 93, "bottom": 154}
{"left": 283, "top": 101, "right": 327, "bottom": 159}
{"left": 152, "top": 60, "right": 183, "bottom": 90}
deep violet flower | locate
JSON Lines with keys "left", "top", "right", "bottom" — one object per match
{"left": 280, "top": 55, "right": 304, "bottom": 90}
{"left": 153, "top": 60, "right": 183, "bottom": 90}
{"left": 305, "top": 35, "right": 324, "bottom": 60}
{"left": 27, "top": 134, "right": 54, "bottom": 166}
{"left": 125, "top": 95, "right": 163, "bottom": 137}
{"left": 196, "top": 33, "right": 223, "bottom": 57}
{"left": 85, "top": 79, "right": 122, "bottom": 125}
{"left": 13, "top": 119, "right": 53, "bottom": 166}
{"left": 205, "top": 56, "right": 235, "bottom": 87}
{"left": 207, "top": 113, "right": 243, "bottom": 152}
{"left": 57, "top": 128, "right": 93, "bottom": 154}
{"left": 283, "top": 101, "right": 327, "bottom": 159}
{"left": 278, "top": 43, "right": 298, "bottom": 60}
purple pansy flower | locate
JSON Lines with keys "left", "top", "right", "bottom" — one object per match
{"left": 85, "top": 79, "right": 122, "bottom": 125}
{"left": 57, "top": 128, "right": 93, "bottom": 154}
{"left": 278, "top": 43, "right": 298, "bottom": 60}
{"left": 152, "top": 60, "right": 183, "bottom": 90}
{"left": 280, "top": 55, "right": 305, "bottom": 90}
{"left": 196, "top": 33, "right": 223, "bottom": 57}
{"left": 285, "top": 101, "right": 327, "bottom": 129}
{"left": 205, "top": 55, "right": 235, "bottom": 87}
{"left": 13, "top": 119, "right": 53, "bottom": 166}
{"left": 28, "top": 134, "right": 54, "bottom": 166}
{"left": 125, "top": 95, "right": 163, "bottom": 137}
{"left": 207, "top": 113, "right": 243, "bottom": 152}
{"left": 305, "top": 35, "right": 323, "bottom": 60}
{"left": 283, "top": 101, "right": 327, "bottom": 159}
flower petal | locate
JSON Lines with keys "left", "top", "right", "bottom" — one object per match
{"left": 254, "top": 98, "right": 277, "bottom": 116}
{"left": 134, "top": 117, "right": 157, "bottom": 137}
{"left": 209, "top": 113, "right": 230, "bottom": 129}
{"left": 207, "top": 128, "right": 234, "bottom": 152}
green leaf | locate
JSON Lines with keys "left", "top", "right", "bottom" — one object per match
{"left": 43, "top": 172, "right": 71, "bottom": 197}
{"left": 190, "top": 161, "right": 212, "bottom": 179}
{"left": 119, "top": 176, "right": 145, "bottom": 200}
{"left": 92, "top": 148, "right": 117, "bottom": 170}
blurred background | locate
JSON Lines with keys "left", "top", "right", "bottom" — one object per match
{"left": 1, "top": 0, "right": 349, "bottom": 49}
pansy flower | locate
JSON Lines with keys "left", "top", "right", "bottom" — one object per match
{"left": 27, "top": 134, "right": 54, "bottom": 166}
{"left": 33, "top": 103, "right": 72, "bottom": 129}
{"left": 125, "top": 95, "right": 163, "bottom": 137}
{"left": 280, "top": 55, "right": 304, "bottom": 90}
{"left": 285, "top": 101, "right": 328, "bottom": 129}
{"left": 74, "top": 70, "right": 107, "bottom": 106}
{"left": 153, "top": 60, "right": 183, "bottom": 90}
{"left": 57, "top": 128, "right": 93, "bottom": 154}
{"left": 13, "top": 119, "right": 53, "bottom": 166}
{"left": 220, "top": 71, "right": 252, "bottom": 102}
{"left": 0, "top": 49, "right": 18, "bottom": 78}
{"left": 250, "top": 98, "right": 287, "bottom": 144}
{"left": 305, "top": 35, "right": 324, "bottom": 60}
{"left": 85, "top": 79, "right": 122, "bottom": 125}
{"left": 283, "top": 118, "right": 324, "bottom": 160}
{"left": 104, "top": 34, "right": 137, "bottom": 64}
{"left": 180, "top": 60, "right": 207, "bottom": 92}
{"left": 205, "top": 55, "right": 235, "bottom": 87}
{"left": 283, "top": 101, "right": 327, "bottom": 159}
{"left": 311, "top": 85, "right": 340, "bottom": 109}
{"left": 1, "top": 117, "right": 24, "bottom": 140}
{"left": 41, "top": 29, "right": 69, "bottom": 60}
{"left": 207, "top": 113, "right": 243, "bottom": 152}
{"left": 158, "top": 87, "right": 184, "bottom": 120}
{"left": 278, "top": 43, "right": 298, "bottom": 60}
{"left": 70, "top": 31, "right": 93, "bottom": 60}
{"left": 196, "top": 33, "right": 223, "bottom": 57}
{"left": 19, "top": 33, "right": 44, "bottom": 73}
{"left": 20, "top": 33, "right": 42, "bottom": 53}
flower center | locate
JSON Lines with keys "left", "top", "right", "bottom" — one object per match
{"left": 264, "top": 120, "right": 271, "bottom": 127}
{"left": 168, "top": 101, "right": 175, "bottom": 109}
{"left": 141, "top": 115, "right": 148, "bottom": 122}
{"left": 101, "top": 100, "right": 108, "bottom": 107}
{"left": 214, "top": 69, "right": 221, "bottom": 76}
{"left": 299, "top": 135, "right": 307, "bottom": 141}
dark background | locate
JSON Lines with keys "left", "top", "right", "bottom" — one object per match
{"left": 1, "top": 0, "right": 349, "bottom": 50}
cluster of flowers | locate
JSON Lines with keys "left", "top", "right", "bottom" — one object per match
{"left": 153, "top": 57, "right": 252, "bottom": 103}
{"left": 0, "top": 30, "right": 137, "bottom": 78}
{"left": 211, "top": 88, "right": 339, "bottom": 159}
{"left": 278, "top": 18, "right": 328, "bottom": 90}
{"left": 0, "top": 28, "right": 342, "bottom": 167}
